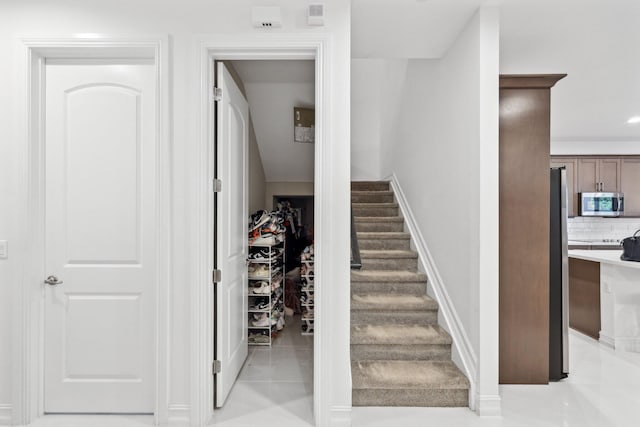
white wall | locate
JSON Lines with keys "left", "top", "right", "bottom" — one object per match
{"left": 351, "top": 59, "right": 407, "bottom": 180}
{"left": 379, "top": 7, "right": 500, "bottom": 414}
{"left": 245, "top": 82, "right": 315, "bottom": 182}
{"left": 0, "top": 1, "right": 351, "bottom": 425}
{"left": 265, "top": 182, "right": 314, "bottom": 210}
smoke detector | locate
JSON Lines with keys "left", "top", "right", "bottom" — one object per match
{"left": 308, "top": 3, "right": 325, "bottom": 26}
{"left": 252, "top": 6, "right": 282, "bottom": 28}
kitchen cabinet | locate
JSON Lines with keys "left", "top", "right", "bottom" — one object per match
{"left": 568, "top": 258, "right": 600, "bottom": 339}
{"left": 621, "top": 158, "right": 640, "bottom": 215}
{"left": 550, "top": 158, "right": 577, "bottom": 216}
{"left": 577, "top": 158, "right": 620, "bottom": 193}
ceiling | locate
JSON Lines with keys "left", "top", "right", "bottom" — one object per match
{"left": 500, "top": 0, "right": 640, "bottom": 143}
{"left": 351, "top": 0, "right": 485, "bottom": 59}
{"left": 352, "top": 0, "right": 640, "bottom": 145}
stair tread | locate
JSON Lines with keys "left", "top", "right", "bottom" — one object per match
{"left": 354, "top": 216, "right": 404, "bottom": 223}
{"left": 360, "top": 250, "right": 417, "bottom": 259}
{"left": 351, "top": 270, "right": 427, "bottom": 282}
{"left": 351, "top": 324, "right": 451, "bottom": 345}
{"left": 352, "top": 293, "right": 438, "bottom": 311}
{"left": 357, "top": 232, "right": 410, "bottom": 239}
{"left": 351, "top": 190, "right": 394, "bottom": 195}
{"left": 353, "top": 202, "right": 399, "bottom": 208}
{"left": 351, "top": 360, "right": 469, "bottom": 390}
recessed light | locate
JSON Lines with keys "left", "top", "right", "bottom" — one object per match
{"left": 627, "top": 116, "right": 640, "bottom": 124}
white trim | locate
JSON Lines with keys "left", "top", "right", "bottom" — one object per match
{"left": 475, "top": 395, "right": 502, "bottom": 417}
{"left": 328, "top": 406, "right": 352, "bottom": 427}
{"left": 166, "top": 404, "right": 190, "bottom": 426}
{"left": 599, "top": 332, "right": 615, "bottom": 348}
{"left": 194, "top": 34, "right": 334, "bottom": 427}
{"left": 388, "top": 173, "right": 479, "bottom": 410}
{"left": 14, "top": 36, "right": 171, "bottom": 426}
{"left": 0, "top": 404, "right": 11, "bottom": 425}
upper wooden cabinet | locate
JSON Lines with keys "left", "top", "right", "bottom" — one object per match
{"left": 577, "top": 158, "right": 620, "bottom": 193}
{"left": 552, "top": 156, "right": 639, "bottom": 216}
{"left": 550, "top": 157, "right": 577, "bottom": 217}
{"left": 621, "top": 158, "right": 640, "bottom": 215}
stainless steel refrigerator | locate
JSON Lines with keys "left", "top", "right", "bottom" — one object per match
{"left": 550, "top": 167, "right": 569, "bottom": 381}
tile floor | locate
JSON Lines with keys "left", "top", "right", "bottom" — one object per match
{"left": 209, "top": 314, "right": 314, "bottom": 427}
{"left": 26, "top": 327, "right": 640, "bottom": 427}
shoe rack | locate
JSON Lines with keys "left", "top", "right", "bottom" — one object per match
{"left": 248, "top": 237, "right": 286, "bottom": 346}
{"left": 300, "top": 244, "right": 314, "bottom": 335}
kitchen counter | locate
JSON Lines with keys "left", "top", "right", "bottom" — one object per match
{"left": 569, "top": 250, "right": 640, "bottom": 352}
{"left": 569, "top": 249, "right": 640, "bottom": 269}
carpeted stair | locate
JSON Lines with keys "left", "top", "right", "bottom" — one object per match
{"left": 350, "top": 181, "right": 469, "bottom": 407}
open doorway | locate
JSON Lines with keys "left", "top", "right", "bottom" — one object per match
{"left": 212, "top": 59, "right": 316, "bottom": 425}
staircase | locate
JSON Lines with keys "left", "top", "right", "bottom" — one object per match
{"left": 350, "top": 181, "right": 469, "bottom": 407}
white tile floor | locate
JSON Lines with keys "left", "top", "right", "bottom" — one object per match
{"left": 26, "top": 327, "right": 640, "bottom": 427}
{"left": 209, "top": 314, "right": 314, "bottom": 427}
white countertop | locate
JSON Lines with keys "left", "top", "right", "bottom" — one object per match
{"left": 568, "top": 240, "right": 621, "bottom": 246}
{"left": 569, "top": 249, "right": 640, "bottom": 269}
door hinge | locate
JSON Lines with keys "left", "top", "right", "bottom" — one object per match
{"left": 213, "top": 269, "right": 222, "bottom": 283}
{"left": 213, "top": 179, "right": 222, "bottom": 193}
{"left": 213, "top": 86, "right": 222, "bottom": 102}
{"left": 213, "top": 360, "right": 221, "bottom": 375}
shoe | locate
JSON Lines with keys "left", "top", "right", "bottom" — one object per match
{"left": 251, "top": 281, "right": 270, "bottom": 294}
{"left": 248, "top": 331, "right": 270, "bottom": 343}
{"left": 300, "top": 293, "right": 314, "bottom": 304}
{"left": 302, "top": 309, "right": 314, "bottom": 319}
{"left": 250, "top": 210, "right": 270, "bottom": 231}
{"left": 301, "top": 321, "right": 314, "bottom": 333}
{"left": 253, "top": 312, "right": 267, "bottom": 321}
{"left": 248, "top": 264, "right": 270, "bottom": 278}
{"left": 276, "top": 316, "right": 285, "bottom": 331}
{"left": 251, "top": 298, "right": 269, "bottom": 310}
{"left": 250, "top": 234, "right": 277, "bottom": 246}
{"left": 271, "top": 273, "right": 283, "bottom": 290}
{"left": 252, "top": 315, "right": 275, "bottom": 327}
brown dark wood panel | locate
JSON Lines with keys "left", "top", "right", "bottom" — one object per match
{"left": 499, "top": 74, "right": 565, "bottom": 385}
{"left": 569, "top": 258, "right": 601, "bottom": 339}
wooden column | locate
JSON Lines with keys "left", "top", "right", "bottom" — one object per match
{"left": 499, "top": 74, "right": 566, "bottom": 384}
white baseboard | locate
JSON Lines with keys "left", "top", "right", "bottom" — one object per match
{"left": 388, "top": 173, "right": 479, "bottom": 410}
{"left": 0, "top": 404, "right": 11, "bottom": 426}
{"left": 599, "top": 332, "right": 615, "bottom": 348}
{"left": 329, "top": 406, "right": 351, "bottom": 427}
{"left": 476, "top": 394, "right": 502, "bottom": 416}
{"left": 614, "top": 337, "right": 640, "bottom": 352}
{"left": 165, "top": 404, "right": 190, "bottom": 427}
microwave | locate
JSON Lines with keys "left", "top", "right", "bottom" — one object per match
{"left": 579, "top": 192, "right": 624, "bottom": 217}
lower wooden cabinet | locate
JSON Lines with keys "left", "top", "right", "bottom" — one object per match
{"left": 568, "top": 258, "right": 600, "bottom": 339}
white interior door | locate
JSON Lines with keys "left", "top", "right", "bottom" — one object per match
{"left": 44, "top": 60, "right": 156, "bottom": 413}
{"left": 215, "top": 62, "right": 249, "bottom": 407}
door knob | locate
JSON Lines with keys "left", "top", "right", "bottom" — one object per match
{"left": 44, "top": 275, "right": 63, "bottom": 286}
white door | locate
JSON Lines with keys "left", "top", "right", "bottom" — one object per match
{"left": 44, "top": 61, "right": 156, "bottom": 413}
{"left": 215, "top": 62, "right": 249, "bottom": 407}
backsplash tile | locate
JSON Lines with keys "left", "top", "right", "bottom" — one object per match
{"left": 568, "top": 217, "right": 640, "bottom": 241}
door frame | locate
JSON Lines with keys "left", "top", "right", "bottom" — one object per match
{"left": 13, "top": 36, "right": 171, "bottom": 426}
{"left": 193, "top": 35, "right": 331, "bottom": 426}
